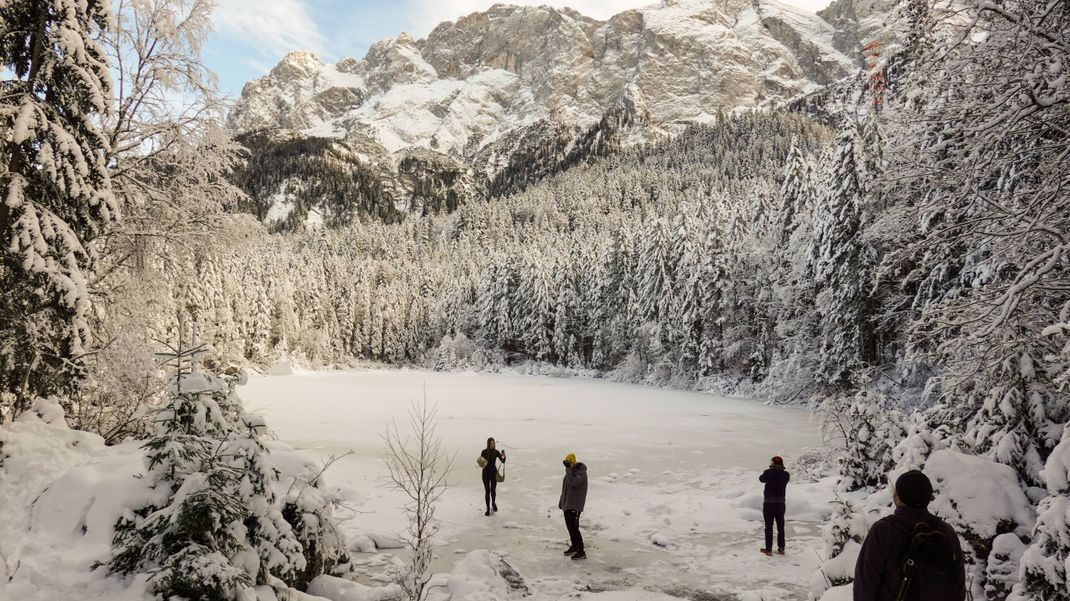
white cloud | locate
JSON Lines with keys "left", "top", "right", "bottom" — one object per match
{"left": 213, "top": 0, "right": 327, "bottom": 59}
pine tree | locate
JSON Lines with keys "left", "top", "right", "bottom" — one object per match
{"left": 964, "top": 342, "right": 1063, "bottom": 488}
{"left": 1, "top": 0, "right": 118, "bottom": 410}
{"left": 108, "top": 318, "right": 251, "bottom": 599}
{"left": 517, "top": 252, "right": 554, "bottom": 360}
{"left": 1013, "top": 424, "right": 1070, "bottom": 601}
{"left": 696, "top": 218, "right": 728, "bottom": 376}
{"left": 828, "top": 391, "right": 904, "bottom": 491}
{"left": 774, "top": 139, "right": 810, "bottom": 252}
{"left": 225, "top": 413, "right": 306, "bottom": 586}
{"left": 811, "top": 123, "right": 876, "bottom": 387}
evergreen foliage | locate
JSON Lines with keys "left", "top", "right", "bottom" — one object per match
{"left": 0, "top": 0, "right": 117, "bottom": 410}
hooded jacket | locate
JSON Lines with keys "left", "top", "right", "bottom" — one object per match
{"left": 559, "top": 462, "right": 588, "bottom": 513}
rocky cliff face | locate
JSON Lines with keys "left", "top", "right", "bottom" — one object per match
{"left": 817, "top": 0, "right": 897, "bottom": 60}
{"left": 227, "top": 0, "right": 866, "bottom": 229}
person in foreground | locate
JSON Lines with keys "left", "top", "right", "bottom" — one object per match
{"left": 759, "top": 455, "right": 789, "bottom": 556}
{"left": 478, "top": 437, "right": 506, "bottom": 516}
{"left": 853, "top": 470, "right": 966, "bottom": 601}
{"left": 559, "top": 453, "right": 588, "bottom": 560}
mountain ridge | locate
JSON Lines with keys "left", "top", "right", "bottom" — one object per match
{"left": 226, "top": 0, "right": 886, "bottom": 230}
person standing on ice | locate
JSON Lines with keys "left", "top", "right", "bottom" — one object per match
{"left": 853, "top": 470, "right": 966, "bottom": 601}
{"left": 560, "top": 453, "right": 588, "bottom": 560}
{"left": 478, "top": 437, "right": 506, "bottom": 516}
{"left": 759, "top": 455, "right": 789, "bottom": 556}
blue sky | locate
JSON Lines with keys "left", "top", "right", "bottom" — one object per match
{"left": 205, "top": 0, "right": 832, "bottom": 100}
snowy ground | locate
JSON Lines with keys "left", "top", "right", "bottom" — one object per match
{"left": 0, "top": 369, "right": 835, "bottom": 601}
{"left": 243, "top": 368, "right": 836, "bottom": 600}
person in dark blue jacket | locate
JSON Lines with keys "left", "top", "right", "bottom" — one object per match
{"left": 758, "top": 455, "right": 790, "bottom": 556}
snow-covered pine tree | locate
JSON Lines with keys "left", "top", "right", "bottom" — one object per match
{"left": 826, "top": 391, "right": 904, "bottom": 491}
{"left": 552, "top": 269, "right": 578, "bottom": 365}
{"left": 108, "top": 318, "right": 251, "bottom": 599}
{"left": 1, "top": 0, "right": 118, "bottom": 411}
{"left": 1012, "top": 424, "right": 1070, "bottom": 601}
{"left": 964, "top": 341, "right": 1064, "bottom": 490}
{"left": 811, "top": 122, "right": 877, "bottom": 387}
{"left": 636, "top": 215, "right": 676, "bottom": 330}
{"left": 891, "top": 417, "right": 945, "bottom": 473}
{"left": 282, "top": 463, "right": 348, "bottom": 589}
{"left": 517, "top": 252, "right": 555, "bottom": 361}
{"left": 810, "top": 493, "right": 868, "bottom": 599}
{"left": 824, "top": 495, "right": 864, "bottom": 562}
{"left": 697, "top": 218, "right": 728, "bottom": 376}
{"left": 225, "top": 413, "right": 306, "bottom": 587}
{"left": 987, "top": 533, "right": 1027, "bottom": 601}
{"left": 672, "top": 208, "right": 703, "bottom": 375}
{"left": 774, "top": 138, "right": 809, "bottom": 252}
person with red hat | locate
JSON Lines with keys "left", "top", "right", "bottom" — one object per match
{"left": 759, "top": 455, "right": 790, "bottom": 556}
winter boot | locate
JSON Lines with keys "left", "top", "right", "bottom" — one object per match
{"left": 571, "top": 550, "right": 587, "bottom": 560}
{"left": 563, "top": 546, "right": 578, "bottom": 556}
{"left": 760, "top": 548, "right": 772, "bottom": 556}
{"left": 777, "top": 549, "right": 785, "bottom": 556}
{"left": 493, "top": 503, "right": 498, "bottom": 512}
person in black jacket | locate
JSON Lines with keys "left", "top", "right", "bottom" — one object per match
{"left": 479, "top": 437, "right": 506, "bottom": 516}
{"left": 853, "top": 470, "right": 966, "bottom": 601}
{"left": 759, "top": 455, "right": 790, "bottom": 556}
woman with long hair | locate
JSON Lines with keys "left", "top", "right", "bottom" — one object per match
{"left": 478, "top": 437, "right": 506, "bottom": 516}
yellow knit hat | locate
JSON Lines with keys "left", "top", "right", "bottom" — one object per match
{"left": 565, "top": 453, "right": 576, "bottom": 464}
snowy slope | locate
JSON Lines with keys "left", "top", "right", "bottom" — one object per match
{"left": 228, "top": 0, "right": 857, "bottom": 160}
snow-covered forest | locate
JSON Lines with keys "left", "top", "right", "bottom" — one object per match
{"left": 1, "top": 0, "right": 1068, "bottom": 600}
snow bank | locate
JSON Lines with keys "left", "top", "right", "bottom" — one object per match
{"left": 269, "top": 355, "right": 298, "bottom": 375}
{"left": 0, "top": 399, "right": 342, "bottom": 601}
{"left": 308, "top": 575, "right": 398, "bottom": 601}
{"left": 579, "top": 593, "right": 691, "bottom": 601}
{"left": 818, "top": 584, "right": 853, "bottom": 601}
{"left": 431, "top": 550, "right": 514, "bottom": 601}
{"left": 925, "top": 450, "right": 1036, "bottom": 540}
{"left": 0, "top": 406, "right": 152, "bottom": 601}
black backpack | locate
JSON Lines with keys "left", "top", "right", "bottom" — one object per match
{"left": 893, "top": 518, "right": 961, "bottom": 601}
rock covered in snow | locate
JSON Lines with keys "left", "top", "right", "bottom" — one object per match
{"left": 924, "top": 450, "right": 1036, "bottom": 547}
{"left": 229, "top": 0, "right": 858, "bottom": 160}
{"left": 307, "top": 574, "right": 399, "bottom": 601}
{"left": 818, "top": 584, "right": 853, "bottom": 601}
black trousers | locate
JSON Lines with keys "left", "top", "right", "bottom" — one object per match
{"left": 482, "top": 470, "right": 497, "bottom": 510}
{"left": 564, "top": 510, "right": 584, "bottom": 551}
{"left": 763, "top": 502, "right": 786, "bottom": 550}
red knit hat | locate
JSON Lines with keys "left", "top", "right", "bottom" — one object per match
{"left": 771, "top": 455, "right": 784, "bottom": 465}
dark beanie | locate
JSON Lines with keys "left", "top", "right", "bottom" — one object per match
{"left": 895, "top": 470, "right": 934, "bottom": 509}
{"left": 771, "top": 455, "right": 784, "bottom": 466}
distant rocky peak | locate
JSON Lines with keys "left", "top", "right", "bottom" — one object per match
{"left": 269, "top": 51, "right": 324, "bottom": 82}
{"left": 229, "top": 0, "right": 872, "bottom": 166}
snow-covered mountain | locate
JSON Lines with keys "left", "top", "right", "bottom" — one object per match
{"left": 227, "top": 0, "right": 870, "bottom": 228}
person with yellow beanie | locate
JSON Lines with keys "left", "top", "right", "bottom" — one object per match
{"left": 559, "top": 452, "right": 588, "bottom": 560}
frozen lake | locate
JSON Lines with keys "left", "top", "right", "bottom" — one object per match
{"left": 244, "top": 368, "right": 834, "bottom": 599}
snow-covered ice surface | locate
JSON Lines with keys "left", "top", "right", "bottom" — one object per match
{"left": 0, "top": 371, "right": 834, "bottom": 601}
{"left": 244, "top": 368, "right": 835, "bottom": 599}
